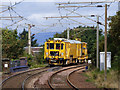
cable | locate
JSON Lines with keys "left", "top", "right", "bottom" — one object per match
{"left": 0, "top": 0, "right": 25, "bottom": 14}
{"left": 8, "top": 0, "right": 14, "bottom": 22}
{"left": 65, "top": 3, "right": 98, "bottom": 16}
{"left": 57, "top": 4, "right": 64, "bottom": 27}
{"left": 7, "top": 19, "right": 23, "bottom": 27}
{"left": 67, "top": 18, "right": 86, "bottom": 26}
{"left": 101, "top": 2, "right": 114, "bottom": 17}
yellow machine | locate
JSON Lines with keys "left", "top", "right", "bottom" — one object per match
{"left": 44, "top": 38, "right": 88, "bottom": 65}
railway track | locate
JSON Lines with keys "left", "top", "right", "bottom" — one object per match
{"left": 67, "top": 67, "right": 86, "bottom": 89}
{"left": 22, "top": 66, "right": 61, "bottom": 90}
{"left": 1, "top": 66, "right": 50, "bottom": 89}
{"left": 1, "top": 64, "right": 87, "bottom": 89}
{"left": 48, "top": 64, "right": 87, "bottom": 89}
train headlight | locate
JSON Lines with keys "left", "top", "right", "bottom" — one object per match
{"left": 61, "top": 53, "right": 64, "bottom": 56}
{"left": 46, "top": 52, "right": 48, "bottom": 55}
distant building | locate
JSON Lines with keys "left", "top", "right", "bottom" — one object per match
{"left": 24, "top": 47, "right": 43, "bottom": 56}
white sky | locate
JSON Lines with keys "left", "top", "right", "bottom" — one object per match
{"left": 1, "top": 0, "right": 120, "bottom": 45}
{"left": 1, "top": 0, "right": 118, "bottom": 2}
{"left": 1, "top": 0, "right": 119, "bottom": 34}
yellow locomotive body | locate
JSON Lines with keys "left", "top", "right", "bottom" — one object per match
{"left": 44, "top": 38, "right": 88, "bottom": 65}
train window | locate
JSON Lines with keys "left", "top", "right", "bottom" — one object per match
{"left": 50, "top": 51, "right": 59, "bottom": 56}
{"left": 56, "top": 43, "right": 60, "bottom": 49}
{"left": 61, "top": 44, "right": 64, "bottom": 49}
{"left": 50, "top": 43, "right": 54, "bottom": 49}
{"left": 47, "top": 43, "right": 49, "bottom": 49}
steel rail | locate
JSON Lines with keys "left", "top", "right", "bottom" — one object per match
{"left": 22, "top": 66, "right": 62, "bottom": 90}
{"left": 48, "top": 64, "right": 87, "bottom": 89}
{"left": 67, "top": 67, "right": 85, "bottom": 89}
{"left": 0, "top": 66, "right": 48, "bottom": 87}
{"left": 22, "top": 69, "right": 48, "bottom": 90}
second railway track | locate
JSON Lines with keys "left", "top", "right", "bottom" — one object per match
{"left": 1, "top": 64, "right": 87, "bottom": 89}
{"left": 1, "top": 66, "right": 50, "bottom": 89}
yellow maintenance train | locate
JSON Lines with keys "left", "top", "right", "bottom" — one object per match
{"left": 44, "top": 38, "right": 88, "bottom": 65}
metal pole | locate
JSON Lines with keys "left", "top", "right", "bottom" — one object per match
{"left": 67, "top": 28, "right": 70, "bottom": 39}
{"left": 28, "top": 24, "right": 31, "bottom": 55}
{"left": 97, "top": 15, "right": 99, "bottom": 68}
{"left": 118, "top": 1, "right": 120, "bottom": 11}
{"left": 104, "top": 4, "right": 107, "bottom": 81}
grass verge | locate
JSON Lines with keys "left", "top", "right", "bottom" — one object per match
{"left": 84, "top": 69, "right": 119, "bottom": 88}
{"left": 30, "top": 64, "right": 48, "bottom": 69}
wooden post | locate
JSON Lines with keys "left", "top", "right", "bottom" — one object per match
{"left": 104, "top": 4, "right": 107, "bottom": 81}
{"left": 97, "top": 15, "right": 99, "bottom": 68}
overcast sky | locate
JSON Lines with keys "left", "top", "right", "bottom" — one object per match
{"left": 1, "top": 0, "right": 119, "bottom": 34}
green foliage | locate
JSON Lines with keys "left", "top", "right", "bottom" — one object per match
{"left": 19, "top": 29, "right": 38, "bottom": 47}
{"left": 30, "top": 64, "right": 47, "bottom": 69}
{"left": 2, "top": 28, "right": 39, "bottom": 60}
{"left": 22, "top": 51, "right": 33, "bottom": 66}
{"left": 109, "top": 11, "right": 120, "bottom": 47}
{"left": 2, "top": 28, "right": 24, "bottom": 59}
{"left": 108, "top": 11, "right": 120, "bottom": 70}
{"left": 35, "top": 46, "right": 46, "bottom": 64}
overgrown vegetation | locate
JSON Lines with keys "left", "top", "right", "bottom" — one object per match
{"left": 84, "top": 69, "right": 119, "bottom": 88}
{"left": 82, "top": 11, "right": 120, "bottom": 88}
{"left": 2, "top": 28, "right": 46, "bottom": 68}
{"left": 2, "top": 29, "right": 24, "bottom": 59}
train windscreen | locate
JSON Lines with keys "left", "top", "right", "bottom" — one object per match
{"left": 50, "top": 51, "right": 59, "bottom": 56}
{"left": 50, "top": 43, "right": 54, "bottom": 49}
{"left": 56, "top": 43, "right": 60, "bottom": 49}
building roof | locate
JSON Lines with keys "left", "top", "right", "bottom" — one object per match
{"left": 24, "top": 47, "right": 43, "bottom": 53}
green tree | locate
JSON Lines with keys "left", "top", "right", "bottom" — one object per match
{"left": 36, "top": 46, "right": 44, "bottom": 64}
{"left": 108, "top": 11, "right": 120, "bottom": 70}
{"left": 19, "top": 29, "right": 38, "bottom": 47}
{"left": 2, "top": 28, "right": 24, "bottom": 59}
{"left": 109, "top": 11, "right": 120, "bottom": 47}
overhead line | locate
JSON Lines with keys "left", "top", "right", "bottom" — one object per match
{"left": 66, "top": 18, "right": 86, "bottom": 26}
{"left": 65, "top": 2, "right": 97, "bottom": 16}
{"left": 58, "top": 5, "right": 106, "bottom": 8}
{"left": 56, "top": 1, "right": 116, "bottom": 5}
{"left": 44, "top": 15, "right": 96, "bottom": 19}
{"left": 0, "top": 19, "right": 19, "bottom": 20}
{"left": 63, "top": 8, "right": 105, "bottom": 26}
{"left": 9, "top": 0, "right": 14, "bottom": 22}
{"left": 7, "top": 19, "right": 23, "bottom": 27}
{"left": 0, "top": 16, "right": 21, "bottom": 18}
{"left": 0, "top": 0, "right": 24, "bottom": 14}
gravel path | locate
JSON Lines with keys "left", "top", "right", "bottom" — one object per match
{"left": 34, "top": 72, "right": 54, "bottom": 89}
